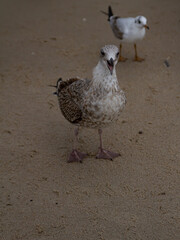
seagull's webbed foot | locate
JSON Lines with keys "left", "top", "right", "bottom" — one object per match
{"left": 118, "top": 56, "right": 128, "bottom": 62}
{"left": 68, "top": 149, "right": 87, "bottom": 163}
{"left": 96, "top": 148, "right": 120, "bottom": 161}
{"left": 134, "top": 56, "right": 145, "bottom": 62}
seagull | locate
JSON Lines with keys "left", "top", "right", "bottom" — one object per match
{"left": 53, "top": 45, "right": 126, "bottom": 163}
{"left": 101, "top": 6, "right": 149, "bottom": 62}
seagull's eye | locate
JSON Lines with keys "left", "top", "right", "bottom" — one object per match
{"left": 116, "top": 52, "right": 119, "bottom": 58}
{"left": 101, "top": 50, "right": 105, "bottom": 56}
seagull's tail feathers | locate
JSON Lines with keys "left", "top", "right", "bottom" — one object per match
{"left": 49, "top": 77, "right": 80, "bottom": 96}
{"left": 101, "top": 5, "right": 113, "bottom": 21}
{"left": 56, "top": 78, "right": 63, "bottom": 95}
{"left": 48, "top": 78, "right": 63, "bottom": 95}
{"left": 100, "top": 10, "right": 108, "bottom": 16}
{"left": 108, "top": 6, "right": 113, "bottom": 21}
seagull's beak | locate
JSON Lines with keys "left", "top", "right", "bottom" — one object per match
{"left": 107, "top": 58, "right": 114, "bottom": 75}
{"left": 144, "top": 24, "right": 149, "bottom": 30}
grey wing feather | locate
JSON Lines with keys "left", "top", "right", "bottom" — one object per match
{"left": 111, "top": 17, "right": 124, "bottom": 39}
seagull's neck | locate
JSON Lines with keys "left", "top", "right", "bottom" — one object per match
{"left": 91, "top": 61, "right": 119, "bottom": 93}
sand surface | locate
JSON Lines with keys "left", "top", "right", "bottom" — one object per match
{"left": 0, "top": 0, "right": 180, "bottom": 239}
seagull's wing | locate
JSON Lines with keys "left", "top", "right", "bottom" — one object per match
{"left": 57, "top": 78, "right": 84, "bottom": 124}
{"left": 116, "top": 17, "right": 135, "bottom": 35}
{"left": 116, "top": 18, "right": 129, "bottom": 35}
{"left": 110, "top": 16, "right": 126, "bottom": 39}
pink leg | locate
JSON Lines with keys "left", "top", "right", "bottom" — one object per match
{"left": 96, "top": 129, "right": 120, "bottom": 161}
{"left": 68, "top": 127, "right": 87, "bottom": 163}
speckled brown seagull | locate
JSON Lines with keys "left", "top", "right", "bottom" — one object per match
{"left": 101, "top": 6, "right": 149, "bottom": 62}
{"left": 54, "top": 45, "right": 126, "bottom": 163}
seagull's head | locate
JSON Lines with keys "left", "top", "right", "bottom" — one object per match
{"left": 100, "top": 45, "right": 119, "bottom": 75}
{"left": 135, "top": 16, "right": 149, "bottom": 30}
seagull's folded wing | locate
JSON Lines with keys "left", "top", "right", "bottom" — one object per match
{"left": 58, "top": 78, "right": 83, "bottom": 124}
{"left": 116, "top": 18, "right": 129, "bottom": 35}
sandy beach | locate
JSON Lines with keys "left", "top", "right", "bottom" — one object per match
{"left": 0, "top": 0, "right": 180, "bottom": 239}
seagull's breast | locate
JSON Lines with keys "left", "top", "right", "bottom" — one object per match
{"left": 123, "top": 26, "right": 146, "bottom": 42}
{"left": 82, "top": 90, "right": 126, "bottom": 127}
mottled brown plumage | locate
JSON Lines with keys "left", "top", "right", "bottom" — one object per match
{"left": 57, "top": 77, "right": 90, "bottom": 124}
{"left": 55, "top": 45, "right": 126, "bottom": 163}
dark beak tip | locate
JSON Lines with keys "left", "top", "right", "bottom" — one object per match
{"left": 108, "top": 58, "right": 114, "bottom": 66}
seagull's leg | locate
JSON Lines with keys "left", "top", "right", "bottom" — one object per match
{"left": 96, "top": 129, "right": 120, "bottom": 160}
{"left": 133, "top": 43, "right": 144, "bottom": 62}
{"left": 118, "top": 44, "right": 127, "bottom": 62}
{"left": 68, "top": 127, "right": 87, "bottom": 163}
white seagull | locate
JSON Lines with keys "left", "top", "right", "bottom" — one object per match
{"left": 102, "top": 6, "right": 149, "bottom": 62}
{"left": 53, "top": 45, "right": 126, "bottom": 163}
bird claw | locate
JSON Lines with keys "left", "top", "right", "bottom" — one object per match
{"left": 134, "top": 56, "right": 145, "bottom": 62}
{"left": 96, "top": 148, "right": 120, "bottom": 160}
{"left": 68, "top": 149, "right": 87, "bottom": 163}
{"left": 118, "top": 56, "right": 128, "bottom": 62}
